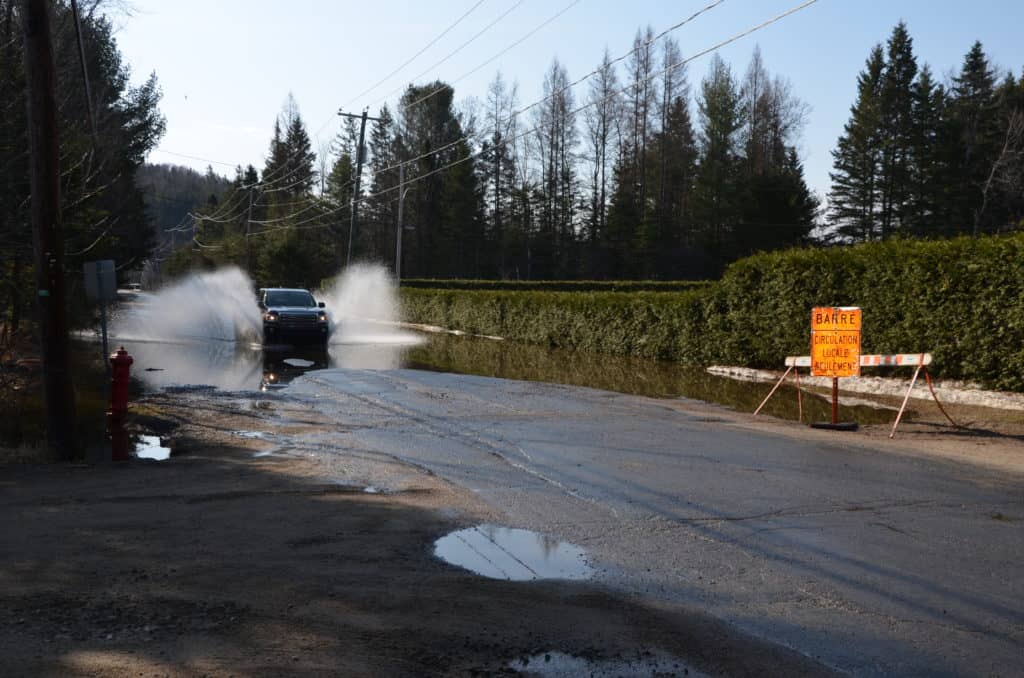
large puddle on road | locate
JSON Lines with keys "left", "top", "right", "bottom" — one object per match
{"left": 406, "top": 333, "right": 902, "bottom": 425}
{"left": 509, "top": 650, "right": 707, "bottom": 677}
{"left": 434, "top": 525, "right": 593, "bottom": 581}
{"left": 95, "top": 260, "right": 905, "bottom": 423}
{"left": 98, "top": 329, "right": 903, "bottom": 425}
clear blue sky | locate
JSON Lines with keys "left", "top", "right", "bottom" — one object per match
{"left": 114, "top": 0, "right": 1024, "bottom": 200}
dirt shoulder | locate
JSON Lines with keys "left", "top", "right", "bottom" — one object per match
{"left": 0, "top": 389, "right": 835, "bottom": 678}
{"left": 661, "top": 389, "right": 1024, "bottom": 477}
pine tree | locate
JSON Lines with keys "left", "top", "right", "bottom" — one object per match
{"left": 906, "top": 65, "right": 948, "bottom": 236}
{"left": 692, "top": 54, "right": 744, "bottom": 262}
{"left": 877, "top": 21, "right": 918, "bottom": 237}
{"left": 950, "top": 41, "right": 999, "bottom": 235}
{"left": 829, "top": 45, "right": 885, "bottom": 241}
{"left": 481, "top": 72, "right": 519, "bottom": 277}
{"left": 582, "top": 48, "right": 621, "bottom": 277}
{"left": 283, "top": 105, "right": 317, "bottom": 197}
{"left": 365, "top": 105, "right": 397, "bottom": 263}
{"left": 532, "top": 59, "right": 578, "bottom": 278}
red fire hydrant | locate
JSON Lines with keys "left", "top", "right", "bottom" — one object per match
{"left": 107, "top": 347, "right": 133, "bottom": 461}
{"left": 109, "top": 346, "right": 133, "bottom": 420}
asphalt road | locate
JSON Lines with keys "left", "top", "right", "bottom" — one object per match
{"left": 281, "top": 368, "right": 1022, "bottom": 677}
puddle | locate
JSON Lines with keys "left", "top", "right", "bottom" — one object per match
{"left": 406, "top": 333, "right": 902, "bottom": 425}
{"left": 363, "top": 486, "right": 382, "bottom": 494}
{"left": 434, "top": 525, "right": 592, "bottom": 581}
{"left": 232, "top": 431, "right": 273, "bottom": 440}
{"left": 134, "top": 435, "right": 171, "bottom": 461}
{"left": 510, "top": 650, "right": 706, "bottom": 677}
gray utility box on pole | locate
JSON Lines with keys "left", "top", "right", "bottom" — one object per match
{"left": 84, "top": 259, "right": 116, "bottom": 376}
{"left": 83, "top": 259, "right": 116, "bottom": 302}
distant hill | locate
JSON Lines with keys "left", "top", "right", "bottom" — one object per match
{"left": 136, "top": 163, "right": 233, "bottom": 250}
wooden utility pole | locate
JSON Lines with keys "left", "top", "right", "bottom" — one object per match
{"left": 245, "top": 185, "right": 255, "bottom": 273}
{"left": 395, "top": 163, "right": 405, "bottom": 280}
{"left": 338, "top": 108, "right": 382, "bottom": 267}
{"left": 22, "top": 0, "right": 77, "bottom": 460}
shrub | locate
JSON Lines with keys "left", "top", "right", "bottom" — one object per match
{"left": 399, "top": 234, "right": 1024, "bottom": 391}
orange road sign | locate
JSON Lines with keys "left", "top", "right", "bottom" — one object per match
{"left": 811, "top": 307, "right": 861, "bottom": 377}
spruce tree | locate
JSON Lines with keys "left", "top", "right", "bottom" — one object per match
{"left": 829, "top": 45, "right": 885, "bottom": 241}
{"left": 906, "top": 65, "right": 948, "bottom": 236}
{"left": 878, "top": 21, "right": 918, "bottom": 237}
{"left": 692, "top": 54, "right": 744, "bottom": 263}
{"left": 950, "top": 41, "right": 999, "bottom": 235}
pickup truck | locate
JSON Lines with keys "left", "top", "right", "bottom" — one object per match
{"left": 257, "top": 287, "right": 330, "bottom": 346}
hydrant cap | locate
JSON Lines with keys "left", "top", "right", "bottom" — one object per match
{"left": 111, "top": 347, "right": 133, "bottom": 365}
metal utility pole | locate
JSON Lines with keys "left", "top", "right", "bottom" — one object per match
{"left": 337, "top": 108, "right": 382, "bottom": 267}
{"left": 22, "top": 0, "right": 77, "bottom": 460}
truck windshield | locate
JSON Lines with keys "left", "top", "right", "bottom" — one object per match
{"left": 265, "top": 290, "right": 316, "bottom": 307}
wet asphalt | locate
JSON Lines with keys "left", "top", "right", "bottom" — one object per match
{"left": 277, "top": 368, "right": 1023, "bottom": 678}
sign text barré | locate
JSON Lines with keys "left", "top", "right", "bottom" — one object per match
{"left": 811, "top": 307, "right": 861, "bottom": 377}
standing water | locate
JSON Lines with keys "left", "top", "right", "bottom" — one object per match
{"left": 109, "top": 264, "right": 422, "bottom": 390}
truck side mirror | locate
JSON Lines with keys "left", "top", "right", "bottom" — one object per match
{"left": 318, "top": 301, "right": 325, "bottom": 308}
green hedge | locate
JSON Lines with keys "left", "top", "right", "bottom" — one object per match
{"left": 399, "top": 279, "right": 709, "bottom": 293}
{"left": 400, "top": 235, "right": 1024, "bottom": 391}
{"left": 401, "top": 288, "right": 717, "bottom": 364}
{"left": 712, "top": 235, "right": 1024, "bottom": 391}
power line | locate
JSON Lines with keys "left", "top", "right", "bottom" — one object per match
{"left": 182, "top": 0, "right": 820, "bottom": 244}
{"left": 361, "top": 0, "right": 823, "bottom": 209}
{"left": 368, "top": 0, "right": 725, "bottom": 188}
{"left": 343, "top": 0, "right": 489, "bottom": 109}
{"left": 250, "top": 0, "right": 817, "bottom": 239}
{"left": 364, "top": 0, "right": 527, "bottom": 112}
{"left": 150, "top": 148, "right": 240, "bottom": 168}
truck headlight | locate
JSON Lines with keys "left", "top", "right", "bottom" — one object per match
{"left": 317, "top": 311, "right": 328, "bottom": 323}
{"left": 264, "top": 311, "right": 279, "bottom": 322}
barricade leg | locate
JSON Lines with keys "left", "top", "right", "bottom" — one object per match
{"left": 794, "top": 367, "right": 803, "bottom": 423}
{"left": 923, "top": 368, "right": 962, "bottom": 428}
{"left": 754, "top": 366, "right": 793, "bottom": 416}
{"left": 890, "top": 364, "right": 923, "bottom": 439}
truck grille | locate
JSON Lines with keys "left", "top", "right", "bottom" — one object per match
{"left": 279, "top": 312, "right": 318, "bottom": 329}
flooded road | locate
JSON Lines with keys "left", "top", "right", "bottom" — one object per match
{"left": 116, "top": 332, "right": 899, "bottom": 425}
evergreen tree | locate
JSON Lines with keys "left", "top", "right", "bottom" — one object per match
{"left": 283, "top": 104, "right": 317, "bottom": 197}
{"left": 877, "top": 21, "right": 918, "bottom": 237}
{"left": 481, "top": 73, "right": 519, "bottom": 277}
{"left": 364, "top": 105, "right": 398, "bottom": 263}
{"left": 397, "top": 81, "right": 483, "bottom": 277}
{"left": 829, "top": 45, "right": 886, "bottom": 241}
{"left": 692, "top": 54, "right": 744, "bottom": 263}
{"left": 949, "top": 42, "right": 1000, "bottom": 235}
{"left": 582, "top": 48, "right": 621, "bottom": 277}
{"left": 532, "top": 59, "right": 578, "bottom": 278}
{"left": 906, "top": 65, "right": 949, "bottom": 236}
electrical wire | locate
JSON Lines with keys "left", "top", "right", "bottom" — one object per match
{"left": 248, "top": 0, "right": 819, "bottom": 238}
{"left": 342, "top": 0, "right": 489, "bottom": 109}
{"left": 360, "top": 0, "right": 823, "bottom": 209}
{"left": 185, "top": 0, "right": 820, "bottom": 241}
{"left": 364, "top": 0, "right": 527, "bottom": 112}
{"left": 399, "top": 0, "right": 580, "bottom": 113}
{"left": 367, "top": 0, "right": 725, "bottom": 188}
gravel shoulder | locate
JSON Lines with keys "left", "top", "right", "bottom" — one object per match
{"left": 0, "top": 388, "right": 834, "bottom": 678}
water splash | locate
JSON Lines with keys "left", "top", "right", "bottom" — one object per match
{"left": 111, "top": 267, "right": 261, "bottom": 344}
{"left": 320, "top": 263, "right": 422, "bottom": 347}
